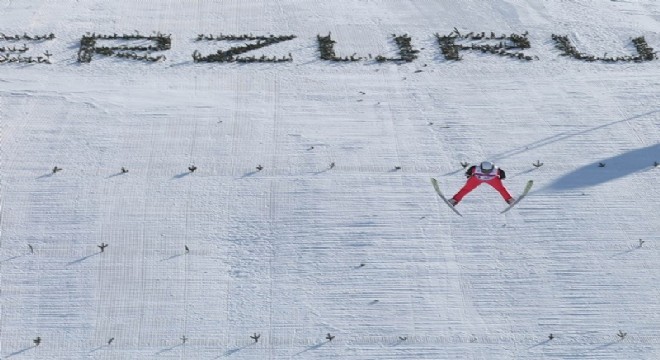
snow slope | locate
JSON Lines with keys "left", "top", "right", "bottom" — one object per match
{"left": 1, "top": 0, "right": 659, "bottom": 359}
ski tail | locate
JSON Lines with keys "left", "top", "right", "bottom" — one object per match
{"left": 501, "top": 180, "right": 533, "bottom": 214}
{"left": 431, "top": 178, "right": 462, "bottom": 217}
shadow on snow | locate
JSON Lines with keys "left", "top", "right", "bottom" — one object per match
{"left": 67, "top": 252, "right": 100, "bottom": 266}
{"left": 218, "top": 342, "right": 255, "bottom": 358}
{"left": 7, "top": 345, "right": 37, "bottom": 357}
{"left": 293, "top": 341, "right": 328, "bottom": 356}
{"left": 548, "top": 143, "right": 659, "bottom": 190}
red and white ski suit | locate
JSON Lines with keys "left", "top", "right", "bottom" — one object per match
{"left": 452, "top": 165, "right": 513, "bottom": 203}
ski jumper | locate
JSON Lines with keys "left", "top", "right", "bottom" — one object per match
{"left": 452, "top": 165, "right": 513, "bottom": 203}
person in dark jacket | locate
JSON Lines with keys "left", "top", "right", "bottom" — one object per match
{"left": 449, "top": 161, "right": 514, "bottom": 206}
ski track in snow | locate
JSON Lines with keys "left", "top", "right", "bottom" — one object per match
{"left": 1, "top": 0, "right": 660, "bottom": 359}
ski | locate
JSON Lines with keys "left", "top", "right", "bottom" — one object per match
{"left": 431, "top": 178, "right": 462, "bottom": 217}
{"left": 500, "top": 180, "right": 534, "bottom": 214}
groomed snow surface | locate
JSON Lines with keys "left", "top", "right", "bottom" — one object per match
{"left": 1, "top": 1, "right": 659, "bottom": 359}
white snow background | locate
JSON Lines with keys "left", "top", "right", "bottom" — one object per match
{"left": 1, "top": 0, "right": 659, "bottom": 359}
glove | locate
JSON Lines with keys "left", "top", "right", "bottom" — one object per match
{"left": 465, "top": 165, "right": 475, "bottom": 178}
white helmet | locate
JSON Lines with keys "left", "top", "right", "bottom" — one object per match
{"left": 480, "top": 161, "right": 494, "bottom": 173}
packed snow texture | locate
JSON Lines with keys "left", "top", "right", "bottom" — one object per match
{"left": 1, "top": 1, "right": 659, "bottom": 359}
